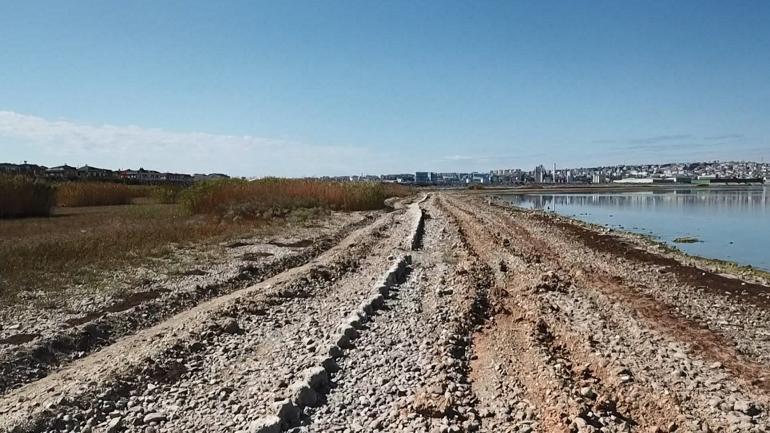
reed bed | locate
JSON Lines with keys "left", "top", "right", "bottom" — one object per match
{"left": 151, "top": 185, "right": 187, "bottom": 204}
{"left": 56, "top": 182, "right": 151, "bottom": 207}
{"left": 181, "top": 179, "right": 412, "bottom": 218}
{"left": 0, "top": 175, "right": 56, "bottom": 218}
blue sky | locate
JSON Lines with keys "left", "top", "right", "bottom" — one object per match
{"left": 1, "top": 1, "right": 769, "bottom": 176}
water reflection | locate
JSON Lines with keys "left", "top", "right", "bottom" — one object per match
{"left": 507, "top": 187, "right": 768, "bottom": 215}
{"left": 499, "top": 187, "right": 770, "bottom": 271}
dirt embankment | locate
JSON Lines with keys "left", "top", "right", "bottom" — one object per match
{"left": 1, "top": 192, "right": 768, "bottom": 433}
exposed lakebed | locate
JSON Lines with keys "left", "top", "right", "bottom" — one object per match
{"left": 499, "top": 186, "right": 770, "bottom": 271}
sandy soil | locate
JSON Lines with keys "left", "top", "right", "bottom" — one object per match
{"left": 1, "top": 192, "right": 768, "bottom": 433}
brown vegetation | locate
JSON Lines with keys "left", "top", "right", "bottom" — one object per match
{"left": 181, "top": 179, "right": 412, "bottom": 218}
{"left": 55, "top": 182, "right": 151, "bottom": 207}
{"left": 0, "top": 180, "right": 413, "bottom": 300}
{"left": 0, "top": 204, "right": 255, "bottom": 299}
{"left": 0, "top": 175, "right": 56, "bottom": 218}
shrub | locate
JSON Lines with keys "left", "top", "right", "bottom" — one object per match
{"left": 56, "top": 182, "right": 150, "bottom": 207}
{"left": 181, "top": 179, "right": 412, "bottom": 218}
{"left": 0, "top": 175, "right": 56, "bottom": 218}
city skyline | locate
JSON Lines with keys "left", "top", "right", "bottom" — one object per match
{"left": 3, "top": 159, "right": 767, "bottom": 185}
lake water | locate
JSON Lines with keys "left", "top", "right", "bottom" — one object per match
{"left": 499, "top": 187, "right": 770, "bottom": 271}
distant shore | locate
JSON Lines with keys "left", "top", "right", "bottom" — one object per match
{"left": 443, "top": 183, "right": 766, "bottom": 195}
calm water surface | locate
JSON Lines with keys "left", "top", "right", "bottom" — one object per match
{"left": 500, "top": 187, "right": 770, "bottom": 271}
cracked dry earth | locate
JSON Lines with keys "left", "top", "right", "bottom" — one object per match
{"left": 2, "top": 192, "right": 769, "bottom": 433}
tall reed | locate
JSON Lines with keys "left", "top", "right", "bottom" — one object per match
{"left": 181, "top": 179, "right": 412, "bottom": 218}
{"left": 0, "top": 175, "right": 56, "bottom": 218}
{"left": 56, "top": 182, "right": 150, "bottom": 207}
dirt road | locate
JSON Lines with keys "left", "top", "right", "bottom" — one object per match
{"left": 1, "top": 193, "right": 768, "bottom": 433}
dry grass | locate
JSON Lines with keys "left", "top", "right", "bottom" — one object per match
{"left": 56, "top": 182, "right": 152, "bottom": 207}
{"left": 181, "top": 179, "right": 412, "bottom": 218}
{"left": 151, "top": 185, "right": 187, "bottom": 204}
{"left": 0, "top": 203, "right": 259, "bottom": 300}
{"left": 0, "top": 179, "right": 412, "bottom": 300}
{"left": 0, "top": 175, "right": 56, "bottom": 218}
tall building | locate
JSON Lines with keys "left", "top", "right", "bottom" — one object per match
{"left": 415, "top": 172, "right": 431, "bottom": 185}
{"left": 534, "top": 165, "right": 545, "bottom": 183}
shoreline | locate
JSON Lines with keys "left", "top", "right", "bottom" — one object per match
{"left": 486, "top": 187, "right": 770, "bottom": 278}
{"left": 492, "top": 196, "right": 770, "bottom": 283}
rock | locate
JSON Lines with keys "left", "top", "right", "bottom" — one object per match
{"left": 579, "top": 386, "right": 597, "bottom": 399}
{"left": 429, "top": 383, "right": 444, "bottom": 395}
{"left": 317, "top": 355, "right": 339, "bottom": 372}
{"left": 289, "top": 381, "right": 318, "bottom": 407}
{"left": 413, "top": 390, "right": 452, "bottom": 418}
{"left": 106, "top": 417, "right": 122, "bottom": 433}
{"left": 249, "top": 416, "right": 281, "bottom": 433}
{"left": 304, "top": 366, "right": 329, "bottom": 390}
{"left": 733, "top": 400, "right": 760, "bottom": 416}
{"left": 218, "top": 318, "right": 242, "bottom": 334}
{"left": 143, "top": 412, "right": 167, "bottom": 424}
{"left": 326, "top": 344, "right": 343, "bottom": 358}
{"left": 273, "top": 399, "right": 300, "bottom": 425}
{"left": 334, "top": 333, "right": 353, "bottom": 349}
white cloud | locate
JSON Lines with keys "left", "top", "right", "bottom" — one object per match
{"left": 442, "top": 155, "right": 476, "bottom": 161}
{"left": 0, "top": 111, "right": 372, "bottom": 177}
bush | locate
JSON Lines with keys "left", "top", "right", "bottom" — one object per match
{"left": 56, "top": 182, "right": 150, "bottom": 207}
{"left": 181, "top": 179, "right": 412, "bottom": 218}
{"left": 0, "top": 175, "right": 56, "bottom": 218}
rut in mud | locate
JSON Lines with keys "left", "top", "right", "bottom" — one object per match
{"left": 1, "top": 193, "right": 769, "bottom": 433}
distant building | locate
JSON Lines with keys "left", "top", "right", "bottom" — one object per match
{"left": 120, "top": 168, "right": 159, "bottom": 182}
{"left": 162, "top": 172, "right": 194, "bottom": 183}
{"left": 592, "top": 173, "right": 605, "bottom": 184}
{"left": 77, "top": 165, "right": 114, "bottom": 179}
{"left": 193, "top": 173, "right": 230, "bottom": 182}
{"left": 437, "top": 173, "right": 461, "bottom": 184}
{"left": 415, "top": 172, "right": 431, "bottom": 185}
{"left": 613, "top": 178, "right": 654, "bottom": 184}
{"left": 382, "top": 173, "right": 415, "bottom": 184}
{"left": 534, "top": 165, "right": 545, "bottom": 183}
{"left": 0, "top": 162, "right": 47, "bottom": 176}
{"left": 467, "top": 172, "right": 490, "bottom": 184}
{"left": 46, "top": 164, "right": 78, "bottom": 179}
